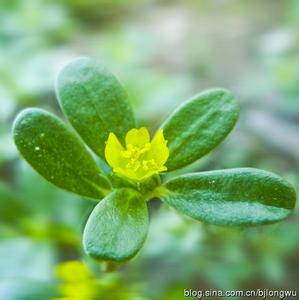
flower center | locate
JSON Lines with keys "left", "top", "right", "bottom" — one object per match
{"left": 120, "top": 143, "right": 159, "bottom": 172}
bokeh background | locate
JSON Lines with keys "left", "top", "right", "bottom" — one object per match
{"left": 0, "top": 0, "right": 299, "bottom": 299}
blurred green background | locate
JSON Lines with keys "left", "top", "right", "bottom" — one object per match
{"left": 0, "top": 0, "right": 298, "bottom": 299}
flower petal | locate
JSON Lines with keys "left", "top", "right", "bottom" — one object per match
{"left": 114, "top": 167, "right": 138, "bottom": 181}
{"left": 125, "top": 127, "right": 150, "bottom": 148}
{"left": 149, "top": 130, "right": 169, "bottom": 167}
{"left": 105, "top": 133, "right": 124, "bottom": 169}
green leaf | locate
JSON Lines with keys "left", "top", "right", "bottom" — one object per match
{"left": 162, "top": 168, "right": 296, "bottom": 225}
{"left": 161, "top": 88, "right": 240, "bottom": 171}
{"left": 56, "top": 57, "right": 136, "bottom": 159}
{"left": 83, "top": 188, "right": 148, "bottom": 261}
{"left": 0, "top": 182, "right": 28, "bottom": 224}
{"left": 13, "top": 108, "right": 111, "bottom": 199}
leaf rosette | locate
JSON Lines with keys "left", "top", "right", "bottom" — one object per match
{"left": 13, "top": 57, "right": 297, "bottom": 262}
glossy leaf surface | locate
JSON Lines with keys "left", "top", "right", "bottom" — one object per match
{"left": 83, "top": 188, "right": 148, "bottom": 261}
{"left": 13, "top": 108, "right": 110, "bottom": 199}
{"left": 162, "top": 88, "right": 239, "bottom": 171}
{"left": 163, "top": 168, "right": 296, "bottom": 225}
{"left": 56, "top": 57, "right": 136, "bottom": 159}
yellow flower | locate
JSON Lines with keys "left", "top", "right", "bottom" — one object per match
{"left": 55, "top": 261, "right": 91, "bottom": 282}
{"left": 105, "top": 127, "right": 169, "bottom": 181}
{"left": 54, "top": 261, "right": 97, "bottom": 300}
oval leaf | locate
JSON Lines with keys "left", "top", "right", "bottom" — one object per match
{"left": 83, "top": 188, "right": 148, "bottom": 261}
{"left": 13, "top": 108, "right": 111, "bottom": 199}
{"left": 162, "top": 168, "right": 296, "bottom": 225}
{"left": 56, "top": 57, "right": 136, "bottom": 159}
{"left": 161, "top": 88, "right": 239, "bottom": 171}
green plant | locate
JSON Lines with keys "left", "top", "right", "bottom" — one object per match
{"left": 13, "top": 57, "right": 297, "bottom": 262}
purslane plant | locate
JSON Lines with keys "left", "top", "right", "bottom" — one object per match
{"left": 13, "top": 57, "right": 297, "bottom": 262}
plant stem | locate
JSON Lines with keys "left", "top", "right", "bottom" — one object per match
{"left": 103, "top": 261, "right": 118, "bottom": 272}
